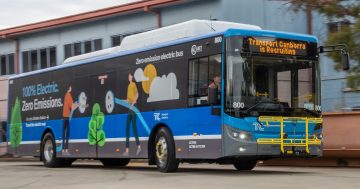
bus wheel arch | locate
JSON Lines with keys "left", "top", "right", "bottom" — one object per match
{"left": 148, "top": 123, "right": 176, "bottom": 165}
{"left": 39, "top": 129, "right": 69, "bottom": 167}
{"left": 39, "top": 128, "right": 55, "bottom": 161}
{"left": 148, "top": 123, "right": 167, "bottom": 165}
{"left": 148, "top": 124, "right": 179, "bottom": 172}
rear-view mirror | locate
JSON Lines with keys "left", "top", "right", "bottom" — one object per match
{"left": 342, "top": 50, "right": 350, "bottom": 71}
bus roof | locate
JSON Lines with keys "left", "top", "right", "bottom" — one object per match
{"left": 225, "top": 28, "right": 318, "bottom": 43}
{"left": 10, "top": 27, "right": 318, "bottom": 80}
{"left": 63, "top": 20, "right": 261, "bottom": 64}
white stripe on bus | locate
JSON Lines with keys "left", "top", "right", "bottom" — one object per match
{"left": 8, "top": 134, "right": 222, "bottom": 145}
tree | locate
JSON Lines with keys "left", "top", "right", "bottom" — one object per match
{"left": 10, "top": 97, "right": 22, "bottom": 148}
{"left": 88, "top": 103, "right": 106, "bottom": 152}
{"left": 289, "top": 0, "right": 360, "bottom": 88}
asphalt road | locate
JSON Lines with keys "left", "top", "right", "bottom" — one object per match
{"left": 0, "top": 160, "right": 359, "bottom": 189}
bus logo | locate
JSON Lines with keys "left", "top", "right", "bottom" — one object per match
{"left": 153, "top": 112, "right": 169, "bottom": 121}
{"left": 154, "top": 113, "right": 161, "bottom": 121}
{"left": 191, "top": 45, "right": 202, "bottom": 56}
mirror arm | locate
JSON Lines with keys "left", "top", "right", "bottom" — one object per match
{"left": 318, "top": 44, "right": 348, "bottom": 53}
{"left": 318, "top": 44, "right": 350, "bottom": 71}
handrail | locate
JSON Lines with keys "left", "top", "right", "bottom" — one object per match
{"left": 257, "top": 116, "right": 323, "bottom": 154}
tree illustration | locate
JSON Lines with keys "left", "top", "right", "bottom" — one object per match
{"left": 88, "top": 103, "right": 106, "bottom": 150}
{"left": 10, "top": 97, "right": 22, "bottom": 148}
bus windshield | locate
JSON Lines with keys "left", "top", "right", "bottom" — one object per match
{"left": 225, "top": 37, "right": 321, "bottom": 117}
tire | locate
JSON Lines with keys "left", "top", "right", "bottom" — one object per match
{"left": 233, "top": 160, "right": 257, "bottom": 171}
{"left": 41, "top": 132, "right": 65, "bottom": 168}
{"left": 100, "top": 158, "right": 130, "bottom": 167}
{"left": 154, "top": 127, "right": 179, "bottom": 172}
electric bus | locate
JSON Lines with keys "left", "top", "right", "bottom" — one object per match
{"left": 8, "top": 20, "right": 344, "bottom": 172}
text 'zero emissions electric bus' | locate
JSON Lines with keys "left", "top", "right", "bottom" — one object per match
{"left": 7, "top": 20, "right": 349, "bottom": 172}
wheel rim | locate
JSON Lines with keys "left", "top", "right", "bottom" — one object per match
{"left": 44, "top": 139, "right": 54, "bottom": 162}
{"left": 156, "top": 136, "right": 168, "bottom": 168}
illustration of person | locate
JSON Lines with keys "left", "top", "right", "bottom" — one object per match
{"left": 123, "top": 73, "right": 141, "bottom": 156}
{"left": 62, "top": 86, "right": 79, "bottom": 155}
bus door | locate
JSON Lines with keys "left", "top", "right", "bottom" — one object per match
{"left": 90, "top": 72, "right": 116, "bottom": 157}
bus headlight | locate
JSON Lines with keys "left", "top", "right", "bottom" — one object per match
{"left": 239, "top": 132, "right": 250, "bottom": 140}
{"left": 226, "top": 125, "right": 253, "bottom": 141}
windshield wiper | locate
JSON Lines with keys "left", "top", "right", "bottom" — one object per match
{"left": 243, "top": 100, "right": 267, "bottom": 114}
{"left": 295, "top": 108, "right": 320, "bottom": 117}
{"left": 243, "top": 99, "right": 284, "bottom": 114}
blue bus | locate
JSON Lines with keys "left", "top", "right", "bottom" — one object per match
{"left": 7, "top": 20, "right": 337, "bottom": 172}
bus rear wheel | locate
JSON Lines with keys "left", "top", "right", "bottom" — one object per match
{"left": 154, "top": 127, "right": 179, "bottom": 172}
{"left": 41, "top": 133, "right": 64, "bottom": 168}
{"left": 100, "top": 158, "right": 130, "bottom": 167}
{"left": 233, "top": 160, "right": 257, "bottom": 171}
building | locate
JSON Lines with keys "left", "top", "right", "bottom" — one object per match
{"left": 0, "top": 0, "right": 358, "bottom": 127}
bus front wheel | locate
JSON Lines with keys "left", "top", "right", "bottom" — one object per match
{"left": 154, "top": 127, "right": 179, "bottom": 172}
{"left": 233, "top": 160, "right": 257, "bottom": 171}
{"left": 41, "top": 132, "right": 65, "bottom": 168}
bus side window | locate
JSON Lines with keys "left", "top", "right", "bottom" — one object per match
{"left": 209, "top": 54, "right": 222, "bottom": 105}
{"left": 188, "top": 54, "right": 221, "bottom": 106}
{"left": 198, "top": 57, "right": 209, "bottom": 96}
{"left": 209, "top": 54, "right": 222, "bottom": 83}
{"left": 188, "top": 58, "right": 201, "bottom": 106}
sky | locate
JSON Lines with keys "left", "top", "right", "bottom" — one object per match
{"left": 0, "top": 0, "right": 137, "bottom": 30}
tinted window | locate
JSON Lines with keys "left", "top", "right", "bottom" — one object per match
{"left": 84, "top": 40, "right": 92, "bottom": 53}
{"left": 0, "top": 56, "right": 6, "bottom": 75}
{"left": 64, "top": 44, "right": 72, "bottom": 59}
{"left": 94, "top": 39, "right": 102, "bottom": 51}
{"left": 188, "top": 54, "right": 221, "bottom": 106}
{"left": 111, "top": 35, "right": 121, "bottom": 47}
{"left": 8, "top": 54, "right": 14, "bottom": 74}
{"left": 22, "top": 51, "right": 29, "bottom": 72}
{"left": 50, "top": 47, "right": 56, "bottom": 67}
{"left": 40, "top": 48, "right": 47, "bottom": 69}
{"left": 74, "top": 42, "right": 81, "bottom": 56}
{"left": 30, "top": 50, "right": 37, "bottom": 71}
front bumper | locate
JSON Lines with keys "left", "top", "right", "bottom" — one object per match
{"left": 223, "top": 140, "right": 323, "bottom": 157}
{"left": 222, "top": 125, "right": 323, "bottom": 157}
{"left": 257, "top": 143, "right": 323, "bottom": 157}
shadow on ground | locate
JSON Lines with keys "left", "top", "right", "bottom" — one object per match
{"left": 18, "top": 162, "right": 313, "bottom": 176}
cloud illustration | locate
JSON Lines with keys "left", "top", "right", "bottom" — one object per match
{"left": 147, "top": 73, "right": 179, "bottom": 102}
{"left": 134, "top": 68, "right": 149, "bottom": 82}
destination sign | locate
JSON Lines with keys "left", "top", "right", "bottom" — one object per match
{"left": 245, "top": 37, "right": 309, "bottom": 56}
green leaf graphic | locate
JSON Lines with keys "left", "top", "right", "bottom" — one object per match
{"left": 88, "top": 128, "right": 96, "bottom": 145}
{"left": 97, "top": 130, "right": 106, "bottom": 147}
{"left": 87, "top": 103, "right": 106, "bottom": 147}
{"left": 10, "top": 97, "right": 22, "bottom": 148}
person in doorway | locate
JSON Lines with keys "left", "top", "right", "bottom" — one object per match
{"left": 208, "top": 75, "right": 221, "bottom": 104}
{"left": 123, "top": 73, "right": 141, "bottom": 156}
{"left": 208, "top": 75, "right": 221, "bottom": 91}
{"left": 62, "top": 86, "right": 79, "bottom": 155}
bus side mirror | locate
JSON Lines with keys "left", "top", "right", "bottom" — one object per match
{"left": 208, "top": 87, "right": 219, "bottom": 105}
{"left": 318, "top": 45, "right": 350, "bottom": 71}
{"left": 341, "top": 50, "right": 350, "bottom": 71}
